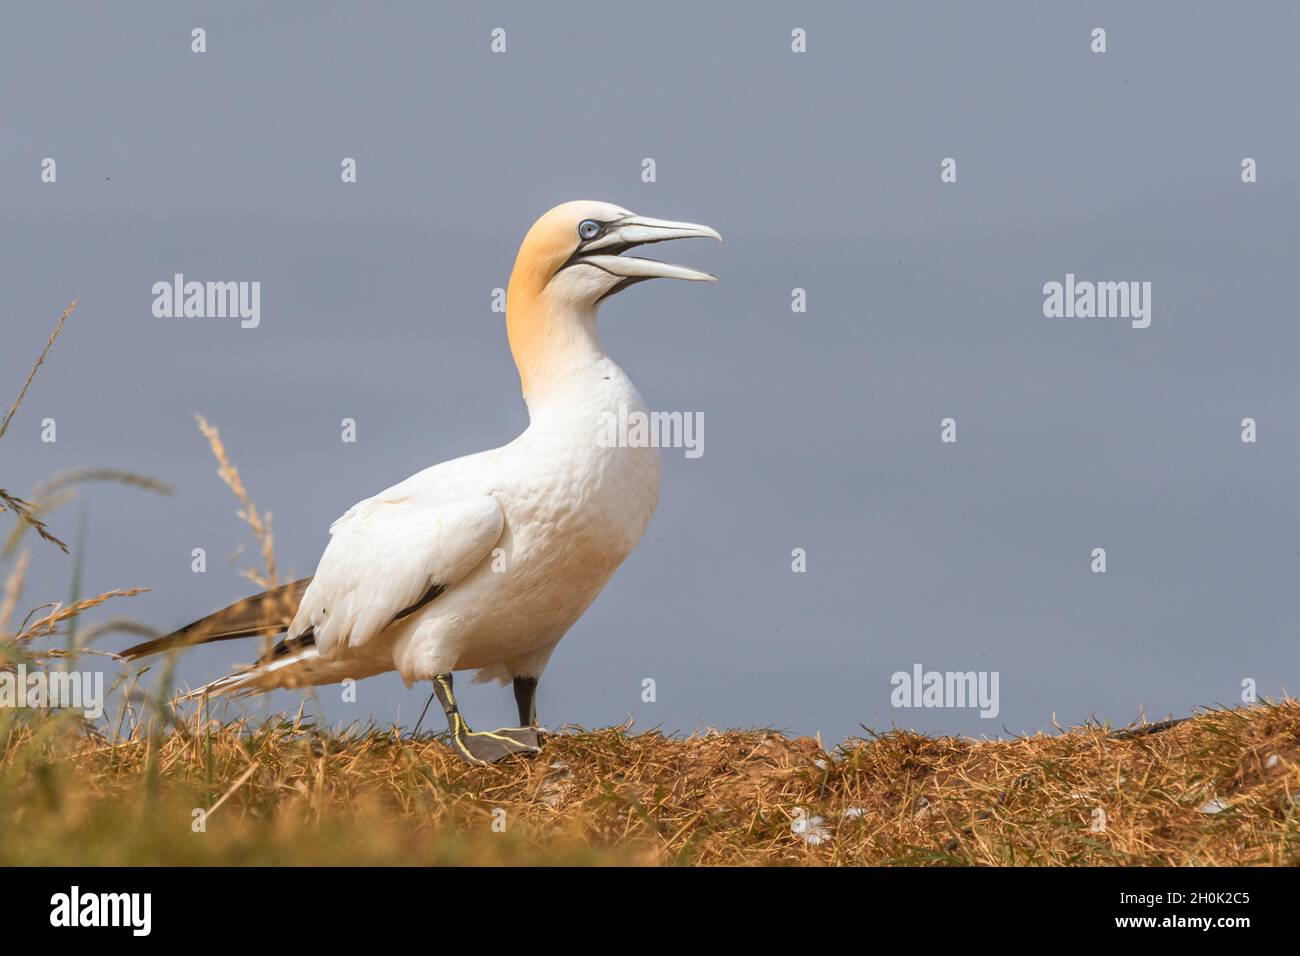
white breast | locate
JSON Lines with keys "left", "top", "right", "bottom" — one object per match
{"left": 388, "top": 357, "right": 661, "bottom": 684}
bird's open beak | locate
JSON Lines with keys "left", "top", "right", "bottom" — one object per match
{"left": 576, "top": 215, "right": 722, "bottom": 283}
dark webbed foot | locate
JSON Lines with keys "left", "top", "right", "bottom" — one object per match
{"left": 454, "top": 725, "right": 542, "bottom": 764}
{"left": 432, "top": 673, "right": 543, "bottom": 764}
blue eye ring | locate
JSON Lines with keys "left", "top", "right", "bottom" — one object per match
{"left": 578, "top": 219, "right": 603, "bottom": 241}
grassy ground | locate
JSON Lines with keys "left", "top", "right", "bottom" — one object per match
{"left": 3, "top": 302, "right": 1297, "bottom": 866}
{"left": 1, "top": 700, "right": 1296, "bottom": 865}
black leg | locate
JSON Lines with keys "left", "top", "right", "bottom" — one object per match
{"left": 513, "top": 676, "right": 538, "bottom": 727}
{"left": 431, "top": 672, "right": 541, "bottom": 765}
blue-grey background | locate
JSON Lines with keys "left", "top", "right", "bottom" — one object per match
{"left": 2, "top": 2, "right": 1296, "bottom": 742}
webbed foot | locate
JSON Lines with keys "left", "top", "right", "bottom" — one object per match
{"left": 453, "top": 725, "right": 542, "bottom": 764}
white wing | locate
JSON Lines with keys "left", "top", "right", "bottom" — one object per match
{"left": 290, "top": 493, "right": 504, "bottom": 660}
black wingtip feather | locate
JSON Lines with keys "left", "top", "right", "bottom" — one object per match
{"left": 120, "top": 577, "right": 312, "bottom": 661}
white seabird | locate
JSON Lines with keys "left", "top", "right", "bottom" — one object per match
{"left": 124, "top": 200, "right": 721, "bottom": 763}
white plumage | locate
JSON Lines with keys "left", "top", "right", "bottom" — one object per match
{"left": 153, "top": 200, "right": 720, "bottom": 734}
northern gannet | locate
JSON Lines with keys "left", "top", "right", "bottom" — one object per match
{"left": 124, "top": 201, "right": 721, "bottom": 763}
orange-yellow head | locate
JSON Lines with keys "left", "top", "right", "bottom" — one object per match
{"left": 505, "top": 200, "right": 721, "bottom": 399}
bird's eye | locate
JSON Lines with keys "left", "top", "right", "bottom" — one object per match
{"left": 578, "top": 219, "right": 603, "bottom": 241}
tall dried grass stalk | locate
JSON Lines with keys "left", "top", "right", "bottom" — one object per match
{"left": 195, "top": 414, "right": 278, "bottom": 589}
{"left": 14, "top": 587, "right": 149, "bottom": 644}
{"left": 0, "top": 491, "right": 66, "bottom": 553}
{"left": 0, "top": 300, "right": 79, "bottom": 551}
{"left": 2, "top": 469, "right": 173, "bottom": 556}
{"left": 0, "top": 299, "right": 78, "bottom": 442}
{"left": 0, "top": 301, "right": 154, "bottom": 669}
{"left": 0, "top": 550, "right": 30, "bottom": 640}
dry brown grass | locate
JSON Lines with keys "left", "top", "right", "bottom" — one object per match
{"left": 0, "top": 300, "right": 80, "bottom": 552}
{"left": 2, "top": 469, "right": 172, "bottom": 558}
{"left": 1, "top": 700, "right": 1296, "bottom": 865}
{"left": 0, "top": 300, "right": 78, "bottom": 444}
{"left": 2, "top": 304, "right": 1295, "bottom": 866}
{"left": 0, "top": 301, "right": 162, "bottom": 668}
{"left": 194, "top": 414, "right": 277, "bottom": 590}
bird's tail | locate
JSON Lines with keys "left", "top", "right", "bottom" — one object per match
{"left": 120, "top": 577, "right": 312, "bottom": 661}
{"left": 126, "top": 576, "right": 386, "bottom": 702}
{"left": 177, "top": 642, "right": 320, "bottom": 701}
{"left": 177, "top": 639, "right": 390, "bottom": 701}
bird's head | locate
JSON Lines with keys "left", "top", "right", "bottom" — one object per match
{"left": 509, "top": 200, "right": 720, "bottom": 308}
{"left": 505, "top": 200, "right": 721, "bottom": 397}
